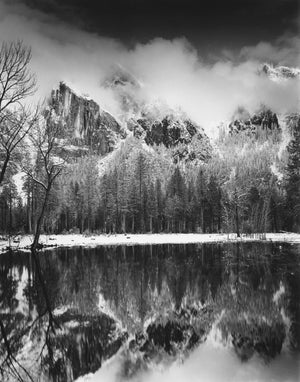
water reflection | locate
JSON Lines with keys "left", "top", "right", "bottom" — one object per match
{"left": 0, "top": 243, "right": 299, "bottom": 381}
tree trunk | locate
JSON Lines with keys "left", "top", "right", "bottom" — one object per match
{"left": 28, "top": 192, "right": 32, "bottom": 233}
{"left": 31, "top": 187, "right": 51, "bottom": 251}
{"left": 235, "top": 204, "right": 240, "bottom": 237}
{"left": 121, "top": 213, "right": 126, "bottom": 233}
{"left": 0, "top": 152, "right": 10, "bottom": 186}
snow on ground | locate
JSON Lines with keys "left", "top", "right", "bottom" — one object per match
{"left": 0, "top": 233, "right": 300, "bottom": 253}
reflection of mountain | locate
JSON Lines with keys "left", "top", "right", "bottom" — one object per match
{"left": 0, "top": 243, "right": 299, "bottom": 380}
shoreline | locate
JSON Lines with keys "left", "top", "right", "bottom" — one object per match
{"left": 1, "top": 232, "right": 300, "bottom": 253}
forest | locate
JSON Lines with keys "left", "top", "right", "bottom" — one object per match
{"left": 1, "top": 118, "right": 300, "bottom": 236}
{"left": 0, "top": 42, "right": 300, "bottom": 238}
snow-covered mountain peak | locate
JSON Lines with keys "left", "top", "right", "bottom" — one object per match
{"left": 261, "top": 63, "right": 300, "bottom": 82}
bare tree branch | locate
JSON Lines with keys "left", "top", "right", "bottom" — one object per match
{"left": 0, "top": 41, "right": 37, "bottom": 186}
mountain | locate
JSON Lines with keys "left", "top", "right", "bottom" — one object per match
{"left": 45, "top": 62, "right": 300, "bottom": 164}
{"left": 261, "top": 63, "right": 300, "bottom": 81}
{"left": 45, "top": 82, "right": 126, "bottom": 157}
{"left": 103, "top": 65, "right": 212, "bottom": 163}
{"left": 228, "top": 62, "right": 300, "bottom": 135}
{"left": 128, "top": 110, "right": 212, "bottom": 163}
{"left": 229, "top": 106, "right": 280, "bottom": 135}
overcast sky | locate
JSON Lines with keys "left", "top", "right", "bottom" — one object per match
{"left": 0, "top": 0, "right": 299, "bottom": 134}
{"left": 12, "top": 0, "right": 299, "bottom": 52}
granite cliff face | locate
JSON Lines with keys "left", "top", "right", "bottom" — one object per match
{"left": 46, "top": 82, "right": 126, "bottom": 156}
{"left": 45, "top": 80, "right": 211, "bottom": 164}
{"left": 128, "top": 111, "right": 212, "bottom": 163}
{"left": 43, "top": 62, "right": 299, "bottom": 162}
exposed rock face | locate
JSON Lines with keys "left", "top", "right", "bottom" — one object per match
{"left": 128, "top": 112, "right": 212, "bottom": 163}
{"left": 46, "top": 82, "right": 126, "bottom": 156}
{"left": 229, "top": 106, "right": 280, "bottom": 135}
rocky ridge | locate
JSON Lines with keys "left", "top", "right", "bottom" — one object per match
{"left": 229, "top": 106, "right": 280, "bottom": 135}
{"left": 261, "top": 63, "right": 300, "bottom": 81}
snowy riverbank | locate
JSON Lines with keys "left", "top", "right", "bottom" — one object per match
{"left": 1, "top": 232, "right": 300, "bottom": 253}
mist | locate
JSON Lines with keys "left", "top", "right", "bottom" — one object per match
{"left": 0, "top": 0, "right": 299, "bottom": 136}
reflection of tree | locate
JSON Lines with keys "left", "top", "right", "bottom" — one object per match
{"left": 0, "top": 249, "right": 59, "bottom": 381}
{"left": 0, "top": 253, "right": 32, "bottom": 381}
{"left": 214, "top": 243, "right": 291, "bottom": 360}
{"left": 279, "top": 244, "right": 300, "bottom": 351}
{"left": 1, "top": 242, "right": 299, "bottom": 380}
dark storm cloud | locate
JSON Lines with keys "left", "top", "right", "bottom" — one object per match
{"left": 8, "top": 0, "right": 300, "bottom": 49}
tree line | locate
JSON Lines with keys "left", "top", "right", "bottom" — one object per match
{"left": 2, "top": 124, "right": 299, "bottom": 236}
{"left": 1, "top": 41, "right": 300, "bottom": 239}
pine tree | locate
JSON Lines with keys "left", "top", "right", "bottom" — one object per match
{"left": 155, "top": 178, "right": 164, "bottom": 232}
{"left": 285, "top": 117, "right": 300, "bottom": 232}
{"left": 195, "top": 168, "right": 207, "bottom": 232}
{"left": 206, "top": 175, "right": 222, "bottom": 233}
{"left": 166, "top": 167, "right": 186, "bottom": 231}
{"left": 148, "top": 181, "right": 157, "bottom": 232}
{"left": 134, "top": 151, "right": 148, "bottom": 232}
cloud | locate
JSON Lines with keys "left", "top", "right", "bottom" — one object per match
{"left": 0, "top": 0, "right": 299, "bottom": 137}
{"left": 240, "top": 35, "right": 300, "bottom": 66}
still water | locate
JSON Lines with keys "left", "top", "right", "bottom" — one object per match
{"left": 0, "top": 242, "right": 299, "bottom": 381}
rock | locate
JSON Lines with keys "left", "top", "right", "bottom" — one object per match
{"left": 46, "top": 82, "right": 126, "bottom": 157}
{"left": 103, "top": 64, "right": 212, "bottom": 163}
{"left": 229, "top": 106, "right": 280, "bottom": 135}
{"left": 133, "top": 113, "right": 211, "bottom": 163}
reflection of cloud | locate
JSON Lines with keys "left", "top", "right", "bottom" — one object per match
{"left": 76, "top": 331, "right": 300, "bottom": 382}
{"left": 0, "top": 0, "right": 299, "bottom": 138}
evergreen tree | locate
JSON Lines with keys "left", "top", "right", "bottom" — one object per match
{"left": 134, "top": 151, "right": 148, "bottom": 232}
{"left": 148, "top": 182, "right": 157, "bottom": 233}
{"left": 166, "top": 167, "right": 186, "bottom": 231}
{"left": 285, "top": 117, "right": 300, "bottom": 232}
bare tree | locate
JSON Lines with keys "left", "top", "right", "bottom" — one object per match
{"left": 0, "top": 41, "right": 37, "bottom": 185}
{"left": 24, "top": 119, "right": 65, "bottom": 251}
